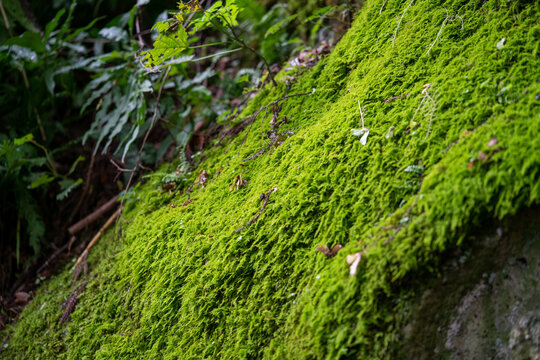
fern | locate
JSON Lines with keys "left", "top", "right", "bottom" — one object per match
{"left": 141, "top": 21, "right": 190, "bottom": 67}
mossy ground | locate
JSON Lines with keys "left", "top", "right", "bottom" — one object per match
{"left": 2, "top": 0, "right": 539, "bottom": 358}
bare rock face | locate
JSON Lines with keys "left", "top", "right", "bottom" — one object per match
{"left": 403, "top": 206, "right": 540, "bottom": 359}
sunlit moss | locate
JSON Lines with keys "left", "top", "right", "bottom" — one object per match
{"left": 3, "top": 0, "right": 539, "bottom": 358}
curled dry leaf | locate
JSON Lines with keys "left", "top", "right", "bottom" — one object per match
{"left": 162, "top": 182, "right": 176, "bottom": 193}
{"left": 385, "top": 126, "right": 395, "bottom": 139}
{"left": 14, "top": 292, "right": 31, "bottom": 306}
{"left": 351, "top": 128, "right": 369, "bottom": 145}
{"left": 229, "top": 174, "right": 248, "bottom": 191}
{"left": 346, "top": 252, "right": 363, "bottom": 276}
{"left": 496, "top": 37, "right": 506, "bottom": 50}
{"left": 182, "top": 199, "right": 194, "bottom": 206}
{"left": 194, "top": 170, "right": 208, "bottom": 188}
{"left": 488, "top": 137, "right": 498, "bottom": 147}
{"left": 477, "top": 151, "right": 488, "bottom": 162}
{"left": 316, "top": 244, "right": 343, "bottom": 258}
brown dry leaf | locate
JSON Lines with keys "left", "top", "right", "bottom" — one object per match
{"left": 346, "top": 253, "right": 363, "bottom": 276}
{"left": 229, "top": 175, "right": 247, "bottom": 191}
{"left": 477, "top": 151, "right": 488, "bottom": 162}
{"left": 182, "top": 199, "right": 194, "bottom": 206}
{"left": 316, "top": 244, "right": 343, "bottom": 258}
{"left": 488, "top": 137, "right": 498, "bottom": 147}
{"left": 194, "top": 170, "right": 208, "bottom": 188}
{"left": 162, "top": 182, "right": 176, "bottom": 192}
{"left": 14, "top": 292, "right": 31, "bottom": 305}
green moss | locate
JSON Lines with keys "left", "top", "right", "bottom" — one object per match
{"left": 3, "top": 0, "right": 539, "bottom": 358}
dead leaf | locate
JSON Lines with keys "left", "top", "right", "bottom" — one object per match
{"left": 162, "top": 182, "right": 176, "bottom": 192}
{"left": 385, "top": 126, "right": 395, "bottom": 139}
{"left": 351, "top": 128, "right": 369, "bottom": 145}
{"left": 496, "top": 37, "right": 506, "bottom": 50}
{"left": 14, "top": 292, "right": 31, "bottom": 305}
{"left": 182, "top": 199, "right": 194, "bottom": 206}
{"left": 194, "top": 170, "right": 208, "bottom": 188}
{"left": 229, "top": 175, "right": 248, "bottom": 191}
{"left": 346, "top": 253, "right": 362, "bottom": 276}
{"left": 316, "top": 244, "right": 343, "bottom": 258}
{"left": 477, "top": 151, "right": 488, "bottom": 162}
{"left": 488, "top": 137, "right": 498, "bottom": 147}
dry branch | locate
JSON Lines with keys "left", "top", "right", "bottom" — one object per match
{"left": 68, "top": 194, "right": 120, "bottom": 236}
{"left": 74, "top": 207, "right": 121, "bottom": 267}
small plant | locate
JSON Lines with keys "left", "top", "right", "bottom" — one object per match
{"left": 141, "top": 0, "right": 277, "bottom": 86}
{"left": 425, "top": 9, "right": 464, "bottom": 55}
{"left": 410, "top": 83, "right": 438, "bottom": 139}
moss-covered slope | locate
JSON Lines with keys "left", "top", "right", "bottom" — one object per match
{"left": 3, "top": 0, "right": 539, "bottom": 358}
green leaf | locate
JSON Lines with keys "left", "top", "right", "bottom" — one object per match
{"left": 14, "top": 133, "right": 34, "bottom": 145}
{"left": 67, "top": 155, "right": 85, "bottom": 176}
{"left": 265, "top": 14, "right": 298, "bottom": 39}
{"left": 29, "top": 174, "right": 55, "bottom": 189}
{"left": 99, "top": 27, "right": 128, "bottom": 41}
{"left": 44, "top": 68, "right": 56, "bottom": 94}
{"left": 141, "top": 24, "right": 190, "bottom": 67}
{"left": 56, "top": 178, "right": 83, "bottom": 201}
{"left": 121, "top": 124, "right": 140, "bottom": 162}
{"left": 65, "top": 16, "right": 105, "bottom": 42}
{"left": 4, "top": 32, "right": 46, "bottom": 53}
{"left": 45, "top": 8, "right": 66, "bottom": 41}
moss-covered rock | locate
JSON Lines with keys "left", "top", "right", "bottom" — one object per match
{"left": 2, "top": 0, "right": 539, "bottom": 358}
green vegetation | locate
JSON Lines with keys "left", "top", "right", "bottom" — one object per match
{"left": 2, "top": 0, "right": 539, "bottom": 358}
{"left": 0, "top": 0, "right": 327, "bottom": 278}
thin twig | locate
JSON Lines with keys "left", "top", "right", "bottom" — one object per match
{"left": 59, "top": 278, "right": 89, "bottom": 324}
{"left": 0, "top": 1, "right": 12, "bottom": 36}
{"left": 75, "top": 207, "right": 121, "bottom": 267}
{"left": 392, "top": 0, "right": 414, "bottom": 48}
{"left": 109, "top": 159, "right": 136, "bottom": 172}
{"left": 35, "top": 242, "right": 69, "bottom": 275}
{"left": 379, "top": 0, "right": 389, "bottom": 14}
{"left": 234, "top": 187, "right": 277, "bottom": 232}
{"left": 206, "top": 14, "right": 276, "bottom": 86}
{"left": 68, "top": 194, "right": 120, "bottom": 236}
{"left": 135, "top": 14, "right": 145, "bottom": 48}
{"left": 357, "top": 100, "right": 365, "bottom": 128}
{"left": 260, "top": 106, "right": 268, "bottom": 140}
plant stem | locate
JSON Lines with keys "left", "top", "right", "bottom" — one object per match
{"left": 207, "top": 17, "right": 277, "bottom": 86}
{"left": 227, "top": 25, "right": 277, "bottom": 86}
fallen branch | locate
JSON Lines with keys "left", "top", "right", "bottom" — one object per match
{"left": 234, "top": 187, "right": 277, "bottom": 232}
{"left": 74, "top": 207, "right": 121, "bottom": 267}
{"left": 68, "top": 194, "right": 120, "bottom": 236}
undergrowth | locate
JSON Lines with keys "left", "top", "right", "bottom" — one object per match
{"left": 2, "top": 0, "right": 539, "bottom": 358}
